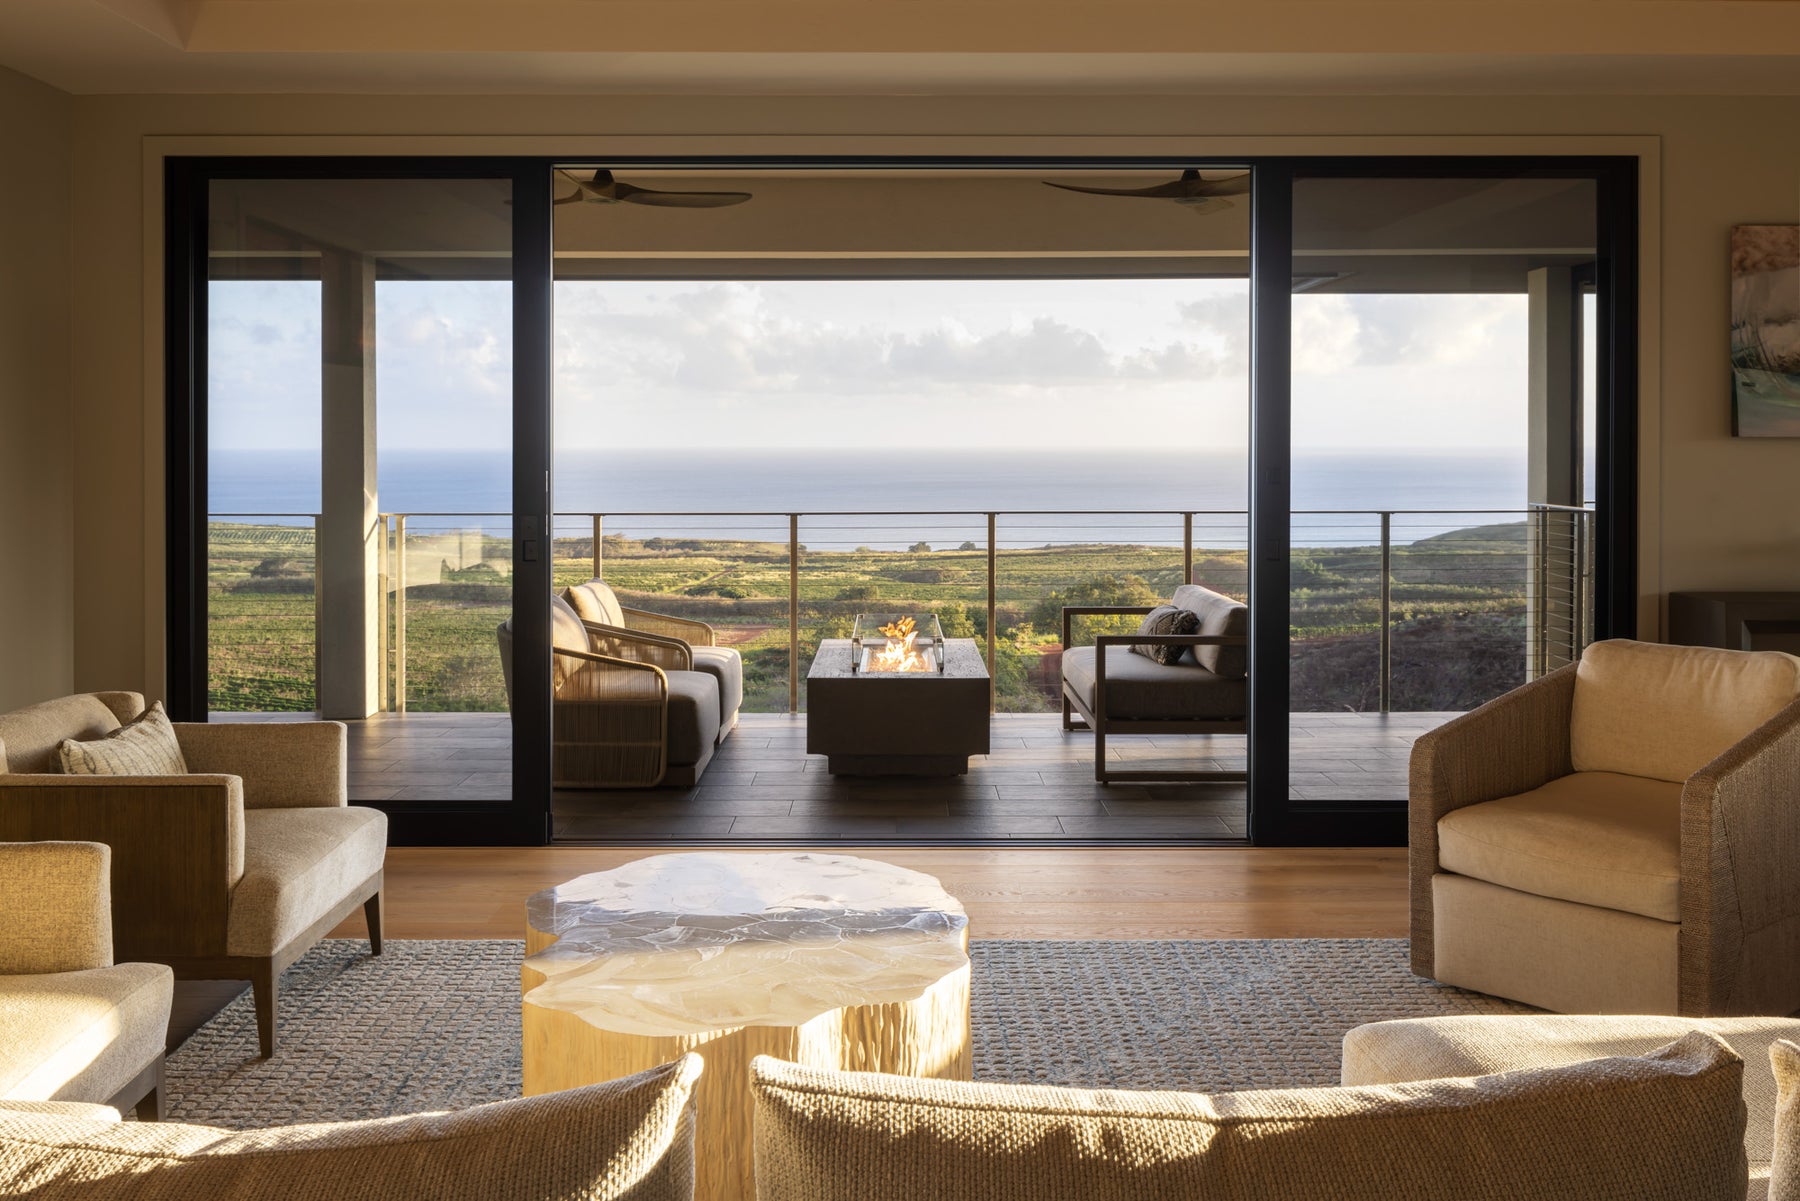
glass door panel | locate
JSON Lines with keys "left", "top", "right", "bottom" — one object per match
{"left": 1286, "top": 174, "right": 1599, "bottom": 806}
{"left": 205, "top": 176, "right": 523, "bottom": 817}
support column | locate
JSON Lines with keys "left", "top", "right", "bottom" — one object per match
{"left": 1526, "top": 265, "right": 1580, "bottom": 676}
{"left": 318, "top": 251, "right": 381, "bottom": 718}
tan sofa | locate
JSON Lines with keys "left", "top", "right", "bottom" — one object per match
{"left": 0, "top": 693, "right": 386, "bottom": 1057}
{"left": 751, "top": 1032, "right": 1749, "bottom": 1200}
{"left": 1344, "top": 1013, "right": 1800, "bottom": 1201}
{"left": 0, "top": 841, "right": 171, "bottom": 1120}
{"left": 1059, "top": 583, "right": 1248, "bottom": 783}
{"left": 0, "top": 1054, "right": 701, "bottom": 1199}
{"left": 1411, "top": 639, "right": 1800, "bottom": 1015}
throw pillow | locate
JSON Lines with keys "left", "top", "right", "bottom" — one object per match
{"left": 55, "top": 701, "right": 188, "bottom": 776}
{"left": 1130, "top": 604, "right": 1200, "bottom": 666}
{"left": 0, "top": 1055, "right": 702, "bottom": 1200}
{"left": 1775, "top": 1039, "right": 1800, "bottom": 1201}
{"left": 752, "top": 1032, "right": 1747, "bottom": 1201}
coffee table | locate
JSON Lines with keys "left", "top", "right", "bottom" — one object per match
{"left": 520, "top": 852, "right": 971, "bottom": 1201}
{"left": 806, "top": 636, "right": 991, "bottom": 775}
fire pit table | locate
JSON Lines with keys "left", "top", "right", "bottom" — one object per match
{"left": 806, "top": 616, "right": 990, "bottom": 776}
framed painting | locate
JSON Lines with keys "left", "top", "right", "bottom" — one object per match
{"left": 1731, "top": 224, "right": 1800, "bottom": 437}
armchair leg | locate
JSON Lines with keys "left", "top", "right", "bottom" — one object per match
{"left": 251, "top": 960, "right": 277, "bottom": 1059}
{"left": 135, "top": 1085, "right": 163, "bottom": 1122}
{"left": 364, "top": 889, "right": 384, "bottom": 956}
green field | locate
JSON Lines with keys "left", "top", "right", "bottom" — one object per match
{"left": 208, "top": 520, "right": 1543, "bottom": 715}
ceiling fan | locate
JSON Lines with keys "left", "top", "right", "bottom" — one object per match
{"left": 1043, "top": 169, "right": 1251, "bottom": 215}
{"left": 554, "top": 168, "right": 751, "bottom": 209}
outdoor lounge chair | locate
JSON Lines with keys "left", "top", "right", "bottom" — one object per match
{"left": 1060, "top": 583, "right": 1248, "bottom": 784}
{"left": 561, "top": 578, "right": 741, "bottom": 743}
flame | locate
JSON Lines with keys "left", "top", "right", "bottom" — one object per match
{"left": 872, "top": 616, "right": 931, "bottom": 672}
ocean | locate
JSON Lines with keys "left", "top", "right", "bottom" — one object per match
{"left": 209, "top": 448, "right": 1534, "bottom": 548}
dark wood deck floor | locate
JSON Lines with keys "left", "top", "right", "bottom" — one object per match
{"left": 225, "top": 709, "right": 1451, "bottom": 842}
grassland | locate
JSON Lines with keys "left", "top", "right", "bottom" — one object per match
{"left": 208, "top": 520, "right": 1540, "bottom": 715}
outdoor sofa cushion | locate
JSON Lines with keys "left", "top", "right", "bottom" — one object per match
{"left": 1173, "top": 583, "right": 1247, "bottom": 678}
{"left": 665, "top": 671, "right": 721, "bottom": 766}
{"left": 751, "top": 1032, "right": 1747, "bottom": 1201}
{"left": 1061, "top": 645, "right": 1247, "bottom": 721}
{"left": 1435, "top": 770, "right": 1684, "bottom": 922}
{"left": 0, "top": 1055, "right": 702, "bottom": 1200}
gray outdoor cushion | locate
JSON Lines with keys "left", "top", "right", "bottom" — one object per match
{"left": 1062, "top": 646, "right": 1248, "bottom": 721}
{"left": 664, "top": 671, "right": 721, "bottom": 766}
{"left": 690, "top": 646, "right": 744, "bottom": 732}
{"left": 1173, "top": 584, "right": 1248, "bottom": 679}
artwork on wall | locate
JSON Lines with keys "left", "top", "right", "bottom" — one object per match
{"left": 1731, "top": 224, "right": 1800, "bottom": 437}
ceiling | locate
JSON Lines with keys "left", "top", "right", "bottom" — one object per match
{"left": 4, "top": 0, "right": 1800, "bottom": 95}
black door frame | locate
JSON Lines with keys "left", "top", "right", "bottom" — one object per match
{"left": 164, "top": 156, "right": 554, "bottom": 845}
{"left": 165, "top": 152, "right": 1638, "bottom": 848}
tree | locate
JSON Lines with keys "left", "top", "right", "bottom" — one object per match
{"left": 957, "top": 541, "right": 978, "bottom": 552}
{"left": 1029, "top": 572, "right": 1161, "bottom": 635}
{"left": 908, "top": 541, "right": 932, "bottom": 553}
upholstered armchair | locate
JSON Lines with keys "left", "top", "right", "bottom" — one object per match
{"left": 1410, "top": 638, "right": 1800, "bottom": 1016}
{"left": 0, "top": 841, "right": 172, "bottom": 1118}
{"left": 0, "top": 692, "right": 385, "bottom": 1057}
{"left": 497, "top": 595, "right": 721, "bottom": 788}
{"left": 562, "top": 578, "right": 742, "bottom": 742}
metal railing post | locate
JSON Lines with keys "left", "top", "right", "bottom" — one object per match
{"left": 1574, "top": 509, "right": 1589, "bottom": 655}
{"left": 1378, "top": 511, "right": 1392, "bottom": 715}
{"left": 1183, "top": 512, "right": 1193, "bottom": 585}
{"left": 788, "top": 515, "right": 800, "bottom": 714}
{"left": 394, "top": 514, "right": 407, "bottom": 716}
{"left": 376, "top": 514, "right": 388, "bottom": 713}
{"left": 592, "top": 514, "right": 603, "bottom": 580}
{"left": 987, "top": 513, "right": 998, "bottom": 713}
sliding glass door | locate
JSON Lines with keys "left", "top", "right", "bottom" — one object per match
{"left": 167, "top": 160, "right": 553, "bottom": 844}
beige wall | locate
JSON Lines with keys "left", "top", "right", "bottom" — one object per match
{"left": 0, "top": 66, "right": 72, "bottom": 710}
{"left": 60, "top": 91, "right": 1800, "bottom": 697}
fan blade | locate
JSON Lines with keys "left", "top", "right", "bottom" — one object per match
{"left": 552, "top": 191, "right": 586, "bottom": 206}
{"left": 1044, "top": 180, "right": 1194, "bottom": 199}
{"left": 1181, "top": 197, "right": 1235, "bottom": 216}
{"left": 1191, "top": 172, "right": 1251, "bottom": 197}
{"left": 619, "top": 190, "right": 753, "bottom": 208}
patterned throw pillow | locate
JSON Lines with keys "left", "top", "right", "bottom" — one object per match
{"left": 1130, "top": 604, "right": 1201, "bottom": 666}
{"left": 56, "top": 701, "right": 189, "bottom": 776}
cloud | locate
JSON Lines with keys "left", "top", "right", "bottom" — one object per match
{"left": 1292, "top": 292, "right": 1520, "bottom": 375}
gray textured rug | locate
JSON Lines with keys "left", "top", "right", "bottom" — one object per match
{"left": 165, "top": 938, "right": 1531, "bottom": 1127}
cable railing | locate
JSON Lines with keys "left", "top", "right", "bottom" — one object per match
{"left": 205, "top": 504, "right": 1595, "bottom": 717}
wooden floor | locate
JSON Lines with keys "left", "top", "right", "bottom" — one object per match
{"left": 239, "top": 709, "right": 1450, "bottom": 842}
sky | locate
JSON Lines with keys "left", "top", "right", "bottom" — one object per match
{"left": 207, "top": 277, "right": 1531, "bottom": 455}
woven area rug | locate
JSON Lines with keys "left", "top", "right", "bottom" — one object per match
{"left": 165, "top": 938, "right": 1531, "bottom": 1127}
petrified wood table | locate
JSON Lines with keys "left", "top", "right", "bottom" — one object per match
{"left": 521, "top": 852, "right": 971, "bottom": 1201}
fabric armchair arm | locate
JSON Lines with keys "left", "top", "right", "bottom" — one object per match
{"left": 172, "top": 721, "right": 346, "bottom": 810}
{"left": 0, "top": 775, "right": 245, "bottom": 959}
{"left": 579, "top": 620, "right": 692, "bottom": 671}
{"left": 1407, "top": 662, "right": 1576, "bottom": 979}
{"left": 621, "top": 607, "right": 718, "bottom": 647}
{"left": 1679, "top": 696, "right": 1800, "bottom": 1016}
{"left": 0, "top": 840, "right": 114, "bottom": 973}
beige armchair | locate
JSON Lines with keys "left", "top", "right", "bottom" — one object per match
{"left": 497, "top": 595, "right": 721, "bottom": 788}
{"left": 1411, "top": 638, "right": 1800, "bottom": 1016}
{"left": 0, "top": 693, "right": 386, "bottom": 1057}
{"left": 0, "top": 841, "right": 172, "bottom": 1119}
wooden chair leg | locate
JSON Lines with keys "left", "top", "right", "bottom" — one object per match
{"left": 251, "top": 960, "right": 277, "bottom": 1059}
{"left": 135, "top": 1086, "right": 163, "bottom": 1122}
{"left": 364, "top": 889, "right": 384, "bottom": 956}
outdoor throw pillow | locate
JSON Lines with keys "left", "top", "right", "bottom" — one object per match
{"left": 55, "top": 701, "right": 188, "bottom": 776}
{"left": 1131, "top": 604, "right": 1200, "bottom": 666}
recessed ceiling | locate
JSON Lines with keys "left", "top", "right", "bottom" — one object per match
{"left": 4, "top": 0, "right": 1800, "bottom": 95}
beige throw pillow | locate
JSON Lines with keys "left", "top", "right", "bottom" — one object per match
{"left": 1774, "top": 1040, "right": 1800, "bottom": 1201}
{"left": 0, "top": 1054, "right": 701, "bottom": 1200}
{"left": 752, "top": 1032, "right": 1747, "bottom": 1201}
{"left": 55, "top": 701, "right": 188, "bottom": 776}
